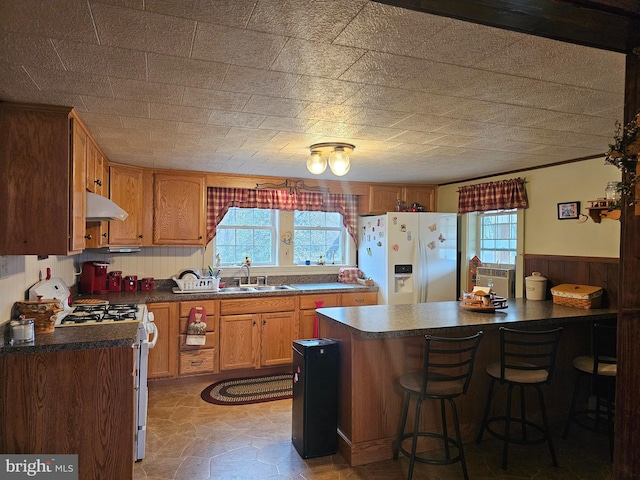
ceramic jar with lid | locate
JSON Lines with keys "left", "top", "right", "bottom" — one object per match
{"left": 525, "top": 272, "right": 547, "bottom": 300}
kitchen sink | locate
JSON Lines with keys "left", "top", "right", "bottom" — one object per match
{"left": 217, "top": 285, "right": 295, "bottom": 293}
{"left": 251, "top": 285, "right": 295, "bottom": 291}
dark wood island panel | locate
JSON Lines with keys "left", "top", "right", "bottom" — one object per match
{"left": 317, "top": 299, "right": 617, "bottom": 466}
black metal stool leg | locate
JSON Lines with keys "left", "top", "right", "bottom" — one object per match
{"left": 408, "top": 398, "right": 423, "bottom": 480}
{"left": 562, "top": 373, "right": 582, "bottom": 439}
{"left": 477, "top": 378, "right": 496, "bottom": 443}
{"left": 440, "top": 398, "right": 451, "bottom": 460}
{"left": 449, "top": 398, "right": 469, "bottom": 480}
{"left": 502, "top": 384, "right": 514, "bottom": 469}
{"left": 520, "top": 384, "right": 527, "bottom": 442}
{"left": 394, "top": 393, "right": 411, "bottom": 460}
{"left": 536, "top": 385, "right": 558, "bottom": 467}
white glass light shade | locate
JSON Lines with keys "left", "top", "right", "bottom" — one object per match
{"left": 307, "top": 150, "right": 327, "bottom": 174}
{"left": 328, "top": 147, "right": 350, "bottom": 176}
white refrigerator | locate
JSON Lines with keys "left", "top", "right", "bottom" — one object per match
{"left": 358, "top": 212, "right": 457, "bottom": 305}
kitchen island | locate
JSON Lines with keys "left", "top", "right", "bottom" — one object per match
{"left": 316, "top": 298, "right": 618, "bottom": 466}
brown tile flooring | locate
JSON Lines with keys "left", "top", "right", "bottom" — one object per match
{"left": 134, "top": 378, "right": 613, "bottom": 480}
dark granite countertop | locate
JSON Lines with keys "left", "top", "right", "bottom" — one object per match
{"left": 0, "top": 322, "right": 139, "bottom": 355}
{"left": 316, "top": 298, "right": 618, "bottom": 338}
{"left": 74, "top": 282, "right": 377, "bottom": 304}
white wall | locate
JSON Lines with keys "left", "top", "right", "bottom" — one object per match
{"left": 438, "top": 158, "right": 621, "bottom": 295}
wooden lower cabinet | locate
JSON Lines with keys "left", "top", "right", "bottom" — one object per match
{"left": 340, "top": 291, "right": 378, "bottom": 306}
{"left": 260, "top": 311, "right": 296, "bottom": 366}
{"left": 0, "top": 346, "right": 134, "bottom": 479}
{"left": 219, "top": 313, "right": 259, "bottom": 370}
{"left": 178, "top": 299, "right": 219, "bottom": 376}
{"left": 297, "top": 293, "right": 340, "bottom": 340}
{"left": 147, "top": 302, "right": 178, "bottom": 379}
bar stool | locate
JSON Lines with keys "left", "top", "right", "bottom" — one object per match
{"left": 476, "top": 327, "right": 563, "bottom": 469}
{"left": 562, "top": 323, "right": 617, "bottom": 461}
{"left": 394, "top": 331, "right": 483, "bottom": 480}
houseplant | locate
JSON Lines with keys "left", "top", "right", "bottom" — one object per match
{"left": 605, "top": 113, "right": 640, "bottom": 202}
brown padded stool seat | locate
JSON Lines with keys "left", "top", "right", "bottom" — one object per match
{"left": 477, "top": 327, "right": 563, "bottom": 470}
{"left": 562, "top": 323, "right": 617, "bottom": 461}
{"left": 394, "top": 332, "right": 483, "bottom": 480}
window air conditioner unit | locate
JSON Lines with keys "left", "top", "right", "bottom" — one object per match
{"left": 476, "top": 267, "right": 515, "bottom": 298}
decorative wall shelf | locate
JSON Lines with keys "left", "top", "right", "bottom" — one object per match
{"left": 587, "top": 199, "right": 621, "bottom": 223}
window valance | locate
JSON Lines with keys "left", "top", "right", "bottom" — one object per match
{"left": 457, "top": 177, "right": 528, "bottom": 214}
{"left": 206, "top": 187, "right": 360, "bottom": 244}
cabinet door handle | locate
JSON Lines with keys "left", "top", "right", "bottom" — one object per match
{"left": 95, "top": 179, "right": 102, "bottom": 186}
{"left": 190, "top": 360, "right": 203, "bottom": 366}
{"left": 355, "top": 298, "right": 364, "bottom": 303}
{"left": 198, "top": 235, "right": 203, "bottom": 239}
{"left": 263, "top": 319, "right": 266, "bottom": 325}
{"left": 84, "top": 234, "right": 92, "bottom": 240}
{"left": 138, "top": 234, "right": 143, "bottom": 239}
{"left": 253, "top": 321, "right": 257, "bottom": 326}
{"left": 102, "top": 233, "right": 107, "bottom": 237}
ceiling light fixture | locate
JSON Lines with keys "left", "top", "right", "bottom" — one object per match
{"left": 307, "top": 142, "right": 355, "bottom": 177}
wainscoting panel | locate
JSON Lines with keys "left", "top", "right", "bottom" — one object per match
{"left": 523, "top": 255, "right": 619, "bottom": 308}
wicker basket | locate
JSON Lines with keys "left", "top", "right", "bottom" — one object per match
{"left": 550, "top": 284, "right": 603, "bottom": 309}
{"left": 15, "top": 299, "right": 63, "bottom": 333}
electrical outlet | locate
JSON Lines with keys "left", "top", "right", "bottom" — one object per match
{"left": 0, "top": 256, "right": 8, "bottom": 279}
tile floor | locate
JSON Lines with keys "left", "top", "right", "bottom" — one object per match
{"left": 134, "top": 378, "right": 613, "bottom": 480}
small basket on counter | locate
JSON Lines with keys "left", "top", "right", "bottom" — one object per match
{"left": 172, "top": 276, "right": 220, "bottom": 293}
{"left": 550, "top": 284, "right": 603, "bottom": 309}
{"left": 14, "top": 299, "right": 63, "bottom": 334}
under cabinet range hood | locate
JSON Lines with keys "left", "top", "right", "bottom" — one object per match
{"left": 86, "top": 192, "right": 129, "bottom": 221}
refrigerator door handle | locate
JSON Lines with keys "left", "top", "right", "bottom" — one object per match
{"left": 418, "top": 237, "right": 428, "bottom": 303}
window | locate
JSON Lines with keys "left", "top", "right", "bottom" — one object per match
{"left": 293, "top": 211, "right": 345, "bottom": 265}
{"left": 216, "top": 208, "right": 276, "bottom": 265}
{"left": 214, "top": 207, "right": 351, "bottom": 267}
{"left": 478, "top": 209, "right": 517, "bottom": 265}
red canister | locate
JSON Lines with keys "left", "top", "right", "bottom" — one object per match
{"left": 139, "top": 278, "right": 155, "bottom": 291}
{"left": 107, "top": 271, "right": 123, "bottom": 292}
{"left": 124, "top": 275, "right": 138, "bottom": 292}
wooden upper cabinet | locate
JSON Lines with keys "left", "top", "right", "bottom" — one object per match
{"left": 403, "top": 185, "right": 437, "bottom": 212}
{"left": 364, "top": 184, "right": 438, "bottom": 214}
{"left": 86, "top": 140, "right": 105, "bottom": 195}
{"left": 153, "top": 172, "right": 206, "bottom": 246}
{"left": 0, "top": 103, "right": 87, "bottom": 255}
{"left": 367, "top": 185, "right": 403, "bottom": 214}
{"left": 109, "top": 164, "right": 144, "bottom": 245}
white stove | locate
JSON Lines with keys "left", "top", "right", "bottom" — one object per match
{"left": 28, "top": 277, "right": 157, "bottom": 462}
{"left": 58, "top": 302, "right": 148, "bottom": 326}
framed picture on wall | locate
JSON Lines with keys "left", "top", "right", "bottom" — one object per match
{"left": 557, "top": 201, "right": 580, "bottom": 220}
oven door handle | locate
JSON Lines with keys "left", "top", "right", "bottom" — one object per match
{"left": 147, "top": 317, "right": 159, "bottom": 349}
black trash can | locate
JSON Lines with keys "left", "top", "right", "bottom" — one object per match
{"left": 291, "top": 338, "right": 339, "bottom": 458}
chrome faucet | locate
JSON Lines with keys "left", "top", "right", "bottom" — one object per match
{"left": 240, "top": 264, "right": 251, "bottom": 285}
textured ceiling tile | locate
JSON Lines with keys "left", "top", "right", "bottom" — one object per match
{"left": 340, "top": 51, "right": 418, "bottom": 89}
{"left": 286, "top": 76, "right": 363, "bottom": 104}
{"left": 305, "top": 121, "right": 362, "bottom": 137}
{"left": 23, "top": 65, "right": 111, "bottom": 96}
{"left": 0, "top": 33, "right": 63, "bottom": 71}
{"left": 416, "top": 21, "right": 521, "bottom": 66}
{"left": 429, "top": 135, "right": 481, "bottom": 148}
{"left": 110, "top": 77, "right": 184, "bottom": 103}
{"left": 53, "top": 40, "right": 146, "bottom": 80}
{"left": 91, "top": 3, "right": 195, "bottom": 56}
{"left": 352, "top": 125, "right": 405, "bottom": 142}
{"left": 148, "top": 54, "right": 228, "bottom": 89}
{"left": 82, "top": 95, "right": 148, "bottom": 116}
{"left": 225, "top": 127, "right": 279, "bottom": 141}
{"left": 145, "top": 0, "right": 256, "bottom": 27}
{"left": 345, "top": 108, "right": 412, "bottom": 128}
{"left": 182, "top": 87, "right": 250, "bottom": 111}
{"left": 393, "top": 114, "right": 455, "bottom": 133}
{"left": 243, "top": 95, "right": 308, "bottom": 117}
{"left": 79, "top": 112, "right": 124, "bottom": 129}
{"left": 1, "top": 0, "right": 98, "bottom": 43}
{"left": 121, "top": 116, "right": 178, "bottom": 132}
{"left": 335, "top": 2, "right": 451, "bottom": 56}
{"left": 149, "top": 103, "right": 211, "bottom": 123}
{"left": 177, "top": 122, "right": 230, "bottom": 137}
{"left": 271, "top": 38, "right": 365, "bottom": 79}
{"left": 297, "top": 103, "right": 361, "bottom": 122}
{"left": 221, "top": 66, "right": 300, "bottom": 97}
{"left": 390, "top": 130, "right": 446, "bottom": 144}
{"left": 248, "top": 0, "right": 367, "bottom": 43}
{"left": 207, "top": 110, "right": 266, "bottom": 128}
{"left": 192, "top": 22, "right": 286, "bottom": 69}
{"left": 258, "top": 116, "right": 318, "bottom": 134}
{"left": 530, "top": 113, "right": 617, "bottom": 137}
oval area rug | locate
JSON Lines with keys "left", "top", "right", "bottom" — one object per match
{"left": 201, "top": 374, "right": 293, "bottom": 405}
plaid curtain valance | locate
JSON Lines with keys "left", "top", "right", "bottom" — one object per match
{"left": 206, "top": 187, "right": 360, "bottom": 244}
{"left": 457, "top": 178, "right": 528, "bottom": 214}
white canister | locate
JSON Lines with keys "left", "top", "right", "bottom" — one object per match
{"left": 525, "top": 272, "right": 547, "bottom": 301}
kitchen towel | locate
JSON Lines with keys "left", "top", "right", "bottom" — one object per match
{"left": 186, "top": 307, "right": 207, "bottom": 345}
{"left": 338, "top": 267, "right": 363, "bottom": 283}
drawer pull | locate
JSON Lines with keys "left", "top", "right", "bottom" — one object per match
{"left": 191, "top": 360, "right": 204, "bottom": 366}
{"left": 355, "top": 298, "right": 364, "bottom": 302}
